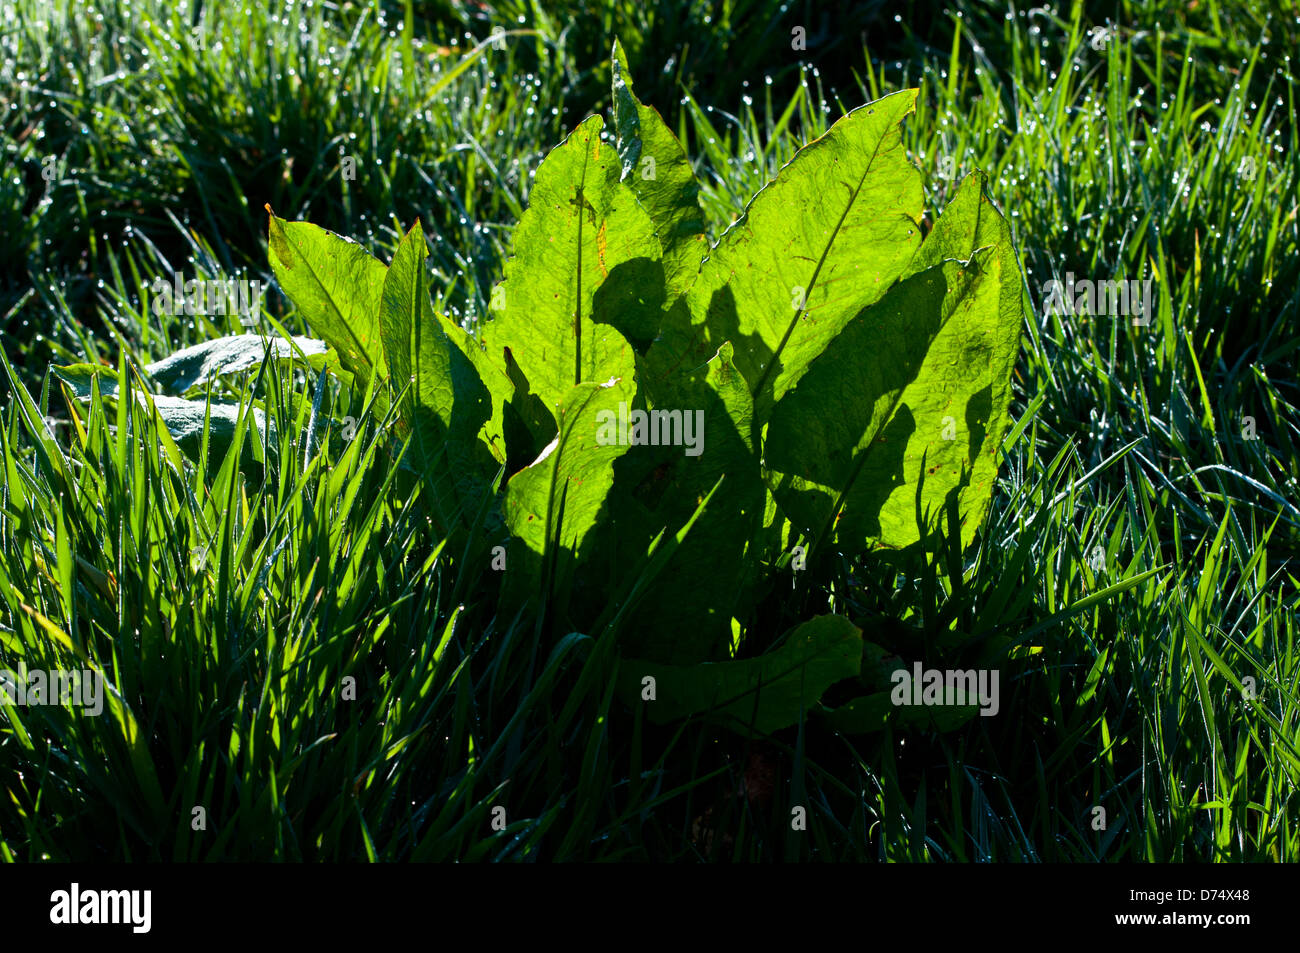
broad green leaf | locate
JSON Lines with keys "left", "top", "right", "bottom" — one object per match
{"left": 443, "top": 328, "right": 511, "bottom": 468}
{"left": 892, "top": 170, "right": 1024, "bottom": 546}
{"left": 143, "top": 334, "right": 329, "bottom": 393}
{"left": 57, "top": 363, "right": 275, "bottom": 470}
{"left": 619, "top": 614, "right": 862, "bottom": 734}
{"left": 505, "top": 375, "right": 636, "bottom": 603}
{"left": 378, "top": 221, "right": 495, "bottom": 531}
{"left": 611, "top": 37, "right": 707, "bottom": 301}
{"left": 480, "top": 115, "right": 656, "bottom": 416}
{"left": 138, "top": 394, "right": 275, "bottom": 468}
{"left": 766, "top": 252, "right": 990, "bottom": 552}
{"left": 822, "top": 690, "right": 980, "bottom": 733}
{"left": 766, "top": 172, "right": 1022, "bottom": 552}
{"left": 598, "top": 342, "right": 764, "bottom": 664}
{"left": 643, "top": 90, "right": 924, "bottom": 424}
{"left": 266, "top": 208, "right": 388, "bottom": 386}
{"left": 52, "top": 362, "right": 121, "bottom": 399}
{"left": 501, "top": 344, "right": 558, "bottom": 474}
{"left": 822, "top": 634, "right": 1011, "bottom": 734}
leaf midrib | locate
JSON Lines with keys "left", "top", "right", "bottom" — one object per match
{"left": 284, "top": 223, "right": 379, "bottom": 376}
{"left": 750, "top": 117, "right": 905, "bottom": 406}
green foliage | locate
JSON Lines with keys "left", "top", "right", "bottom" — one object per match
{"left": 141, "top": 334, "right": 331, "bottom": 394}
{"left": 242, "top": 45, "right": 1025, "bottom": 731}
{"left": 4, "top": 0, "right": 1298, "bottom": 863}
{"left": 610, "top": 38, "right": 707, "bottom": 301}
{"left": 621, "top": 615, "right": 863, "bottom": 734}
{"left": 768, "top": 173, "right": 1023, "bottom": 554}
{"left": 505, "top": 376, "right": 637, "bottom": 612}
{"left": 480, "top": 113, "right": 651, "bottom": 412}
{"left": 603, "top": 339, "right": 763, "bottom": 664}
{"left": 266, "top": 214, "right": 389, "bottom": 387}
{"left": 378, "top": 221, "right": 503, "bottom": 534}
{"left": 51, "top": 340, "right": 298, "bottom": 469}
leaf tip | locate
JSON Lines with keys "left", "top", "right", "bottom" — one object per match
{"left": 266, "top": 209, "right": 293, "bottom": 270}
